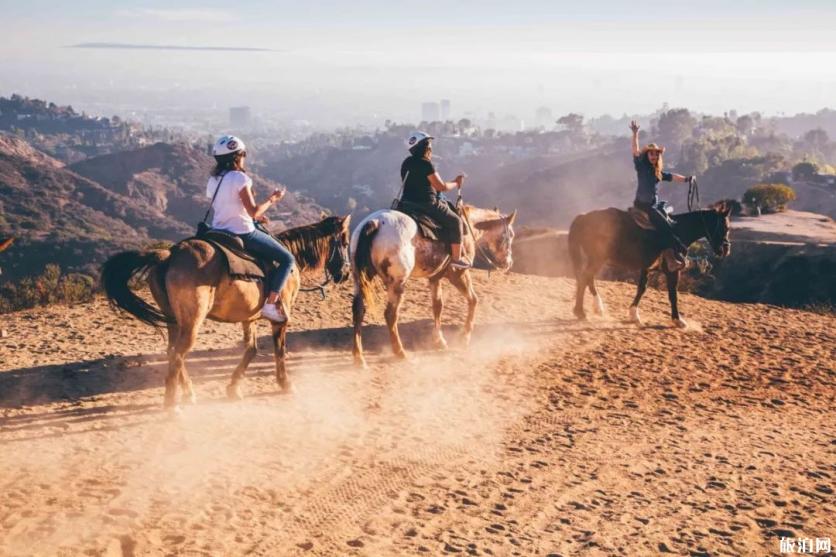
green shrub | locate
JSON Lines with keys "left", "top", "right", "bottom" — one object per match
{"left": 0, "top": 264, "right": 96, "bottom": 313}
{"left": 742, "top": 183, "right": 797, "bottom": 214}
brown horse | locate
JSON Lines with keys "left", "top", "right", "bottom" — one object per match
{"left": 350, "top": 205, "right": 516, "bottom": 368}
{"left": 568, "top": 202, "right": 732, "bottom": 327}
{"left": 102, "top": 216, "right": 352, "bottom": 409}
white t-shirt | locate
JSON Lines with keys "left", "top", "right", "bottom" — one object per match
{"left": 206, "top": 170, "right": 255, "bottom": 235}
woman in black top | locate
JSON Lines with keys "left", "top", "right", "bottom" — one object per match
{"left": 401, "top": 131, "right": 471, "bottom": 270}
{"left": 629, "top": 121, "right": 694, "bottom": 269}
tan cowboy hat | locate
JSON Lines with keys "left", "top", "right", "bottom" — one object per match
{"left": 642, "top": 143, "right": 666, "bottom": 154}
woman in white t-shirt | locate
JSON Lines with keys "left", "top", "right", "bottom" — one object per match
{"left": 207, "top": 135, "right": 295, "bottom": 322}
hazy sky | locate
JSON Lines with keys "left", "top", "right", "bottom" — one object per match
{"left": 2, "top": 1, "right": 836, "bottom": 125}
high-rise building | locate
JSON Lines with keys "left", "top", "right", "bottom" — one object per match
{"left": 421, "top": 102, "right": 440, "bottom": 122}
{"left": 440, "top": 99, "right": 451, "bottom": 121}
{"left": 229, "top": 106, "right": 251, "bottom": 129}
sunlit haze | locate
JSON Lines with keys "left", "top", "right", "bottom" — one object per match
{"left": 3, "top": 0, "right": 836, "bottom": 127}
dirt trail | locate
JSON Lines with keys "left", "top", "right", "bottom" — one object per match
{"left": 0, "top": 273, "right": 833, "bottom": 556}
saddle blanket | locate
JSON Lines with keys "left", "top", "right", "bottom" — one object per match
{"left": 187, "top": 231, "right": 276, "bottom": 282}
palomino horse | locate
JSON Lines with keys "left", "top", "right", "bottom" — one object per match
{"left": 350, "top": 205, "right": 516, "bottom": 367}
{"left": 102, "top": 216, "right": 352, "bottom": 409}
{"left": 568, "top": 202, "right": 732, "bottom": 327}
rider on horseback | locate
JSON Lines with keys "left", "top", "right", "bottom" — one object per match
{"left": 629, "top": 121, "right": 695, "bottom": 270}
{"left": 207, "top": 135, "right": 295, "bottom": 322}
{"left": 401, "top": 132, "right": 472, "bottom": 270}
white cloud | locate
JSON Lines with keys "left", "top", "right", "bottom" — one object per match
{"left": 117, "top": 8, "right": 238, "bottom": 23}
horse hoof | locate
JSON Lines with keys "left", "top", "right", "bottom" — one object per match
{"left": 573, "top": 309, "right": 587, "bottom": 321}
{"left": 433, "top": 337, "right": 448, "bottom": 350}
{"left": 226, "top": 384, "right": 243, "bottom": 401}
{"left": 185, "top": 392, "right": 197, "bottom": 405}
{"left": 672, "top": 318, "right": 688, "bottom": 329}
{"left": 279, "top": 382, "right": 295, "bottom": 395}
{"left": 394, "top": 350, "right": 408, "bottom": 361}
{"left": 629, "top": 306, "right": 642, "bottom": 324}
{"left": 166, "top": 405, "right": 183, "bottom": 419}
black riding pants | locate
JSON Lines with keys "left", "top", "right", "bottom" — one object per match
{"left": 418, "top": 199, "right": 463, "bottom": 244}
{"left": 634, "top": 201, "right": 687, "bottom": 253}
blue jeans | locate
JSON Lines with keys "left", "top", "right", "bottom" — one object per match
{"left": 238, "top": 229, "right": 295, "bottom": 294}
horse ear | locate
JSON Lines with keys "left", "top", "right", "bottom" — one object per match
{"left": 713, "top": 201, "right": 732, "bottom": 217}
{"left": 505, "top": 210, "right": 518, "bottom": 225}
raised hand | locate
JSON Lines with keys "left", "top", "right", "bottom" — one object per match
{"left": 629, "top": 120, "right": 640, "bottom": 134}
{"left": 269, "top": 188, "right": 286, "bottom": 203}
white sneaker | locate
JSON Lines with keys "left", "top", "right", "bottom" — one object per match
{"left": 261, "top": 303, "right": 288, "bottom": 323}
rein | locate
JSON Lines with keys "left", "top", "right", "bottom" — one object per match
{"left": 685, "top": 178, "right": 727, "bottom": 252}
{"left": 456, "top": 189, "right": 508, "bottom": 273}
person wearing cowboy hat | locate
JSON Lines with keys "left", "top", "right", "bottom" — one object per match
{"left": 629, "top": 121, "right": 695, "bottom": 270}
{"left": 400, "top": 131, "right": 471, "bottom": 270}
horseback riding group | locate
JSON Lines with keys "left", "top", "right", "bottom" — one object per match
{"left": 101, "top": 121, "right": 732, "bottom": 409}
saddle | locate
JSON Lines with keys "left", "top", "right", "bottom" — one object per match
{"left": 395, "top": 199, "right": 467, "bottom": 242}
{"left": 627, "top": 204, "right": 674, "bottom": 231}
{"left": 192, "top": 230, "right": 276, "bottom": 282}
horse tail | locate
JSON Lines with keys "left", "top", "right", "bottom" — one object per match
{"left": 101, "top": 249, "right": 174, "bottom": 329}
{"left": 353, "top": 218, "right": 381, "bottom": 312}
{"left": 568, "top": 215, "right": 585, "bottom": 278}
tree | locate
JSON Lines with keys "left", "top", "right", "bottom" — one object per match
{"left": 556, "top": 113, "right": 584, "bottom": 134}
{"left": 735, "top": 114, "right": 756, "bottom": 136}
{"left": 792, "top": 161, "right": 818, "bottom": 181}
{"left": 656, "top": 108, "right": 697, "bottom": 151}
{"left": 742, "top": 183, "right": 797, "bottom": 214}
{"left": 802, "top": 128, "right": 829, "bottom": 150}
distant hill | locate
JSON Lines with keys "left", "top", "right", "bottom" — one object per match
{"left": 70, "top": 142, "right": 324, "bottom": 234}
{"left": 0, "top": 135, "right": 325, "bottom": 281}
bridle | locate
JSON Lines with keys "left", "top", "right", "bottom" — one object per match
{"left": 298, "top": 233, "right": 349, "bottom": 300}
{"left": 456, "top": 189, "right": 512, "bottom": 273}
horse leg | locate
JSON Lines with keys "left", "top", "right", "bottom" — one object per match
{"left": 166, "top": 315, "right": 204, "bottom": 409}
{"left": 384, "top": 280, "right": 407, "bottom": 359}
{"left": 588, "top": 277, "right": 606, "bottom": 316}
{"left": 447, "top": 270, "right": 478, "bottom": 347}
{"left": 629, "top": 269, "right": 649, "bottom": 324}
{"left": 573, "top": 263, "right": 589, "bottom": 320}
{"left": 665, "top": 270, "right": 687, "bottom": 328}
{"left": 227, "top": 321, "right": 258, "bottom": 400}
{"left": 272, "top": 320, "right": 293, "bottom": 392}
{"left": 429, "top": 278, "right": 447, "bottom": 349}
{"left": 352, "top": 284, "right": 368, "bottom": 369}
{"left": 166, "top": 323, "right": 178, "bottom": 359}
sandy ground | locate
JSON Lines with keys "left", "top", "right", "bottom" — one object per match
{"left": 0, "top": 273, "right": 834, "bottom": 556}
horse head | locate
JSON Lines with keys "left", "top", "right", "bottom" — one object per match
{"left": 708, "top": 201, "right": 732, "bottom": 258}
{"left": 325, "top": 215, "right": 352, "bottom": 283}
{"left": 472, "top": 208, "right": 517, "bottom": 271}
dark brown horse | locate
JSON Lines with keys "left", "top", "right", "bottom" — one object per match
{"left": 568, "top": 202, "right": 732, "bottom": 327}
{"left": 102, "top": 216, "right": 352, "bottom": 409}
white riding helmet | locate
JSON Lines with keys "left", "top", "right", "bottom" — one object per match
{"left": 213, "top": 135, "right": 246, "bottom": 157}
{"left": 405, "top": 131, "right": 433, "bottom": 151}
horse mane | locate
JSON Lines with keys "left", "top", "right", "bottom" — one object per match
{"left": 463, "top": 205, "right": 504, "bottom": 225}
{"left": 275, "top": 217, "right": 341, "bottom": 271}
